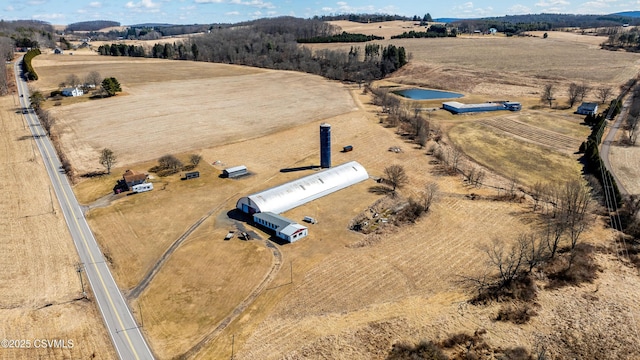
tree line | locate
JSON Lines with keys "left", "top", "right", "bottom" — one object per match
{"left": 22, "top": 48, "right": 41, "bottom": 80}
{"left": 0, "top": 37, "right": 14, "bottom": 95}
{"left": 297, "top": 31, "right": 384, "bottom": 43}
{"left": 454, "top": 13, "right": 640, "bottom": 34}
{"left": 65, "top": 20, "right": 120, "bottom": 32}
{"left": 391, "top": 25, "right": 456, "bottom": 39}
{"left": 98, "top": 17, "right": 409, "bottom": 82}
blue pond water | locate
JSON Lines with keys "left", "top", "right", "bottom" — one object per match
{"left": 395, "top": 88, "right": 463, "bottom": 100}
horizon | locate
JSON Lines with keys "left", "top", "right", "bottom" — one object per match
{"left": 2, "top": 1, "right": 640, "bottom": 26}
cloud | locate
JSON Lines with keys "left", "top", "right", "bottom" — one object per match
{"left": 33, "top": 13, "right": 65, "bottom": 20}
{"left": 4, "top": 5, "right": 14, "bottom": 11}
{"left": 27, "top": 0, "right": 48, "bottom": 5}
{"left": 320, "top": 1, "right": 398, "bottom": 15}
{"left": 507, "top": 4, "right": 531, "bottom": 14}
{"left": 125, "top": 0, "right": 160, "bottom": 9}
{"left": 452, "top": 2, "right": 494, "bottom": 17}
{"left": 225, "top": 11, "right": 240, "bottom": 15}
{"left": 230, "top": 0, "right": 275, "bottom": 9}
{"left": 89, "top": 2, "right": 102, "bottom": 8}
{"left": 194, "top": 0, "right": 224, "bottom": 3}
{"left": 535, "top": 0, "right": 570, "bottom": 7}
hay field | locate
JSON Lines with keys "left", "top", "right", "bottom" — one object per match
{"left": 0, "top": 95, "right": 115, "bottom": 359}
{"left": 32, "top": 54, "right": 357, "bottom": 174}
{"left": 609, "top": 145, "right": 640, "bottom": 195}
{"left": 308, "top": 28, "right": 640, "bottom": 98}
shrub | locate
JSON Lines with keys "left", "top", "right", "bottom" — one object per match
{"left": 388, "top": 340, "right": 448, "bottom": 360}
{"left": 496, "top": 304, "right": 537, "bottom": 324}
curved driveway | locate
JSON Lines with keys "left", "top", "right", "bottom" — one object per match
{"left": 14, "top": 58, "right": 154, "bottom": 360}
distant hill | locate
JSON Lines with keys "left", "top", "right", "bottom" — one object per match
{"left": 612, "top": 11, "right": 640, "bottom": 18}
{"left": 66, "top": 20, "right": 120, "bottom": 32}
{"left": 130, "top": 23, "right": 175, "bottom": 28}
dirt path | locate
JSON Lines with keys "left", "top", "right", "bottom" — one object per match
{"left": 602, "top": 95, "right": 632, "bottom": 196}
{"left": 179, "top": 239, "right": 283, "bottom": 359}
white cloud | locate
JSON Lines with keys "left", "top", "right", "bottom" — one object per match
{"left": 452, "top": 2, "right": 494, "bottom": 16}
{"left": 230, "top": 0, "right": 275, "bottom": 9}
{"left": 27, "top": 0, "right": 47, "bottom": 5}
{"left": 4, "top": 5, "right": 14, "bottom": 11}
{"left": 507, "top": 4, "right": 532, "bottom": 14}
{"left": 125, "top": 0, "right": 160, "bottom": 9}
{"left": 225, "top": 11, "right": 240, "bottom": 15}
{"left": 89, "top": 2, "right": 102, "bottom": 8}
{"left": 194, "top": 0, "right": 224, "bottom": 3}
{"left": 33, "top": 13, "right": 65, "bottom": 20}
{"left": 535, "top": 0, "right": 570, "bottom": 7}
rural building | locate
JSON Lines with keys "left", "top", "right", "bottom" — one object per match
{"left": 61, "top": 87, "right": 83, "bottom": 97}
{"left": 54, "top": 48, "right": 63, "bottom": 54}
{"left": 222, "top": 165, "right": 248, "bottom": 178}
{"left": 123, "top": 170, "right": 148, "bottom": 188}
{"left": 577, "top": 102, "right": 598, "bottom": 115}
{"left": 132, "top": 183, "right": 153, "bottom": 193}
{"left": 442, "top": 101, "right": 521, "bottom": 114}
{"left": 253, "top": 212, "right": 308, "bottom": 243}
{"left": 184, "top": 171, "right": 200, "bottom": 180}
{"left": 236, "top": 161, "right": 369, "bottom": 214}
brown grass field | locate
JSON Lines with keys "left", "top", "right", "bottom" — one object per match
{"left": 18, "top": 23, "right": 640, "bottom": 359}
{"left": 0, "top": 93, "right": 115, "bottom": 359}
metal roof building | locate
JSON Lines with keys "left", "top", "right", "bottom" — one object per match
{"left": 236, "top": 161, "right": 369, "bottom": 214}
{"left": 443, "top": 101, "right": 521, "bottom": 114}
{"left": 253, "top": 212, "right": 308, "bottom": 243}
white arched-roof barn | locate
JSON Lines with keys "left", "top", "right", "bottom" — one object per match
{"left": 236, "top": 161, "right": 369, "bottom": 214}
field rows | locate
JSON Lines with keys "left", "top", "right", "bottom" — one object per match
{"left": 238, "top": 196, "right": 527, "bottom": 358}
{"left": 479, "top": 117, "right": 581, "bottom": 152}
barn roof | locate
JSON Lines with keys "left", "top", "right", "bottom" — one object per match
{"left": 237, "top": 161, "right": 369, "bottom": 214}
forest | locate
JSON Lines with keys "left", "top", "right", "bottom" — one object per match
{"left": 98, "top": 17, "right": 408, "bottom": 83}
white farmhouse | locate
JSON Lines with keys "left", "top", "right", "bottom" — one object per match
{"left": 61, "top": 87, "right": 84, "bottom": 97}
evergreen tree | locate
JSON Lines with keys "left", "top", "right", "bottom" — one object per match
{"left": 101, "top": 77, "right": 122, "bottom": 97}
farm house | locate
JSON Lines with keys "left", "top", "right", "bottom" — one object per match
{"left": 443, "top": 101, "right": 521, "bottom": 114}
{"left": 61, "top": 87, "right": 83, "bottom": 97}
{"left": 236, "top": 161, "right": 369, "bottom": 214}
{"left": 253, "top": 212, "right": 308, "bottom": 243}
{"left": 577, "top": 102, "right": 598, "bottom": 115}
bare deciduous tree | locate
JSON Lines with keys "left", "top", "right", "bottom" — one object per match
{"left": 189, "top": 154, "right": 202, "bottom": 166}
{"left": 99, "top": 148, "right": 117, "bottom": 174}
{"left": 561, "top": 179, "right": 592, "bottom": 250}
{"left": 38, "top": 109, "right": 55, "bottom": 136}
{"left": 567, "top": 83, "right": 580, "bottom": 108}
{"left": 421, "top": 182, "right": 439, "bottom": 211}
{"left": 384, "top": 164, "right": 408, "bottom": 192}
{"left": 158, "top": 154, "right": 183, "bottom": 171}
{"left": 85, "top": 71, "right": 102, "bottom": 88}
{"left": 597, "top": 87, "right": 612, "bottom": 104}
{"left": 541, "top": 84, "right": 555, "bottom": 108}
{"left": 484, "top": 238, "right": 527, "bottom": 287}
{"left": 66, "top": 74, "right": 80, "bottom": 87}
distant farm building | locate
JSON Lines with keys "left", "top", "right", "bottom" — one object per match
{"left": 54, "top": 48, "right": 63, "bottom": 54}
{"left": 253, "top": 212, "right": 308, "bottom": 243}
{"left": 222, "top": 165, "right": 248, "bottom": 178}
{"left": 577, "top": 102, "right": 598, "bottom": 115}
{"left": 236, "top": 161, "right": 369, "bottom": 215}
{"left": 61, "top": 87, "right": 83, "bottom": 97}
{"left": 184, "top": 171, "right": 200, "bottom": 180}
{"left": 443, "top": 101, "right": 521, "bottom": 114}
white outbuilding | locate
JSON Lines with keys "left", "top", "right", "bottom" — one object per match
{"left": 236, "top": 161, "right": 369, "bottom": 214}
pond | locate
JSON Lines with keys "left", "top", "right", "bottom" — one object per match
{"left": 395, "top": 88, "right": 463, "bottom": 100}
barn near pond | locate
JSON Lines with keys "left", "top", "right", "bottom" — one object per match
{"left": 443, "top": 101, "right": 521, "bottom": 114}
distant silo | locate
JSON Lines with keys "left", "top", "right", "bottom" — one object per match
{"left": 320, "top": 123, "right": 331, "bottom": 168}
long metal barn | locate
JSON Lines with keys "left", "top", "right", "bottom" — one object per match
{"left": 236, "top": 161, "right": 369, "bottom": 215}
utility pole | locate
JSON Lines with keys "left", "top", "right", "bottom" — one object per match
{"left": 49, "top": 186, "right": 55, "bottom": 214}
{"left": 290, "top": 261, "right": 293, "bottom": 284}
{"left": 231, "top": 334, "right": 235, "bottom": 360}
{"left": 76, "top": 263, "right": 86, "bottom": 298}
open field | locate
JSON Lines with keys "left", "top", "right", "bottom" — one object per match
{"left": 32, "top": 54, "right": 357, "bottom": 174}
{"left": 0, "top": 95, "right": 115, "bottom": 359}
{"left": 26, "top": 27, "right": 640, "bottom": 359}
{"left": 609, "top": 144, "right": 640, "bottom": 195}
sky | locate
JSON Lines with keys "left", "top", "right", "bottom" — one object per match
{"left": 1, "top": 0, "right": 640, "bottom": 25}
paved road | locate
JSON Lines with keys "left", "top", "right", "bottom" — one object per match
{"left": 601, "top": 95, "right": 631, "bottom": 196}
{"left": 14, "top": 58, "right": 154, "bottom": 360}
